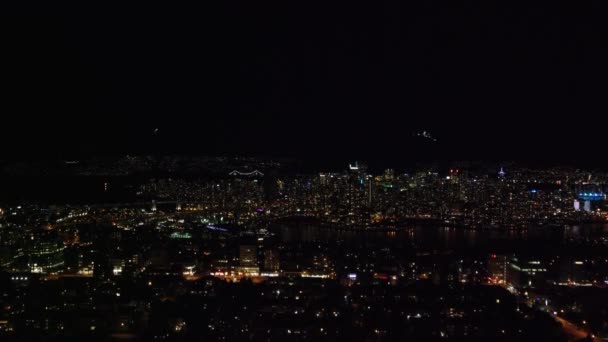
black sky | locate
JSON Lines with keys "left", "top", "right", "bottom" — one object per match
{"left": 2, "top": 2, "right": 607, "bottom": 168}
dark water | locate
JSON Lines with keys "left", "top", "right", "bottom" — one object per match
{"left": 273, "top": 223, "right": 608, "bottom": 255}
{"left": 0, "top": 176, "right": 140, "bottom": 204}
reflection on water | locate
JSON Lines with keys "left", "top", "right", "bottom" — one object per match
{"left": 272, "top": 223, "right": 608, "bottom": 251}
{"left": 563, "top": 224, "right": 608, "bottom": 238}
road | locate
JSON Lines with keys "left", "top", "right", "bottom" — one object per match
{"left": 555, "top": 316, "right": 598, "bottom": 342}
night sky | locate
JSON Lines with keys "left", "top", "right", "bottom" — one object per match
{"left": 2, "top": 2, "right": 607, "bottom": 168}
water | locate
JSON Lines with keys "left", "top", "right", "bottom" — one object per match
{"left": 272, "top": 222, "right": 608, "bottom": 255}
{"left": 0, "top": 176, "right": 140, "bottom": 204}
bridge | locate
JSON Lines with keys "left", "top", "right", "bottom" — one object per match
{"left": 229, "top": 170, "right": 264, "bottom": 177}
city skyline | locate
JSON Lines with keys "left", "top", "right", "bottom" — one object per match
{"left": 0, "top": 158, "right": 607, "bottom": 340}
{"left": 2, "top": 2, "right": 608, "bottom": 341}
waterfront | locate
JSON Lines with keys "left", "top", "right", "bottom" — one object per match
{"left": 273, "top": 222, "right": 608, "bottom": 255}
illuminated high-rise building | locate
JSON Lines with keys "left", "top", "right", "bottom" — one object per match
{"left": 558, "top": 258, "right": 589, "bottom": 285}
{"left": 507, "top": 257, "right": 547, "bottom": 288}
{"left": 345, "top": 162, "right": 370, "bottom": 226}
{"left": 236, "top": 244, "right": 259, "bottom": 275}
{"left": 488, "top": 254, "right": 507, "bottom": 284}
{"left": 27, "top": 235, "right": 65, "bottom": 274}
{"left": 498, "top": 167, "right": 506, "bottom": 178}
{"left": 383, "top": 169, "right": 395, "bottom": 182}
{"left": 239, "top": 245, "right": 257, "bottom": 267}
{"left": 263, "top": 250, "right": 280, "bottom": 272}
